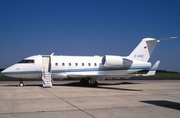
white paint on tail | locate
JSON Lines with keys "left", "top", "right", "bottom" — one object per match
{"left": 128, "top": 38, "right": 158, "bottom": 62}
{"left": 128, "top": 37, "right": 177, "bottom": 62}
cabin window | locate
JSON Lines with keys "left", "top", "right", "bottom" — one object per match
{"left": 55, "top": 63, "right": 58, "bottom": 66}
{"left": 69, "top": 63, "right": 71, "bottom": 66}
{"left": 82, "top": 63, "right": 84, "bottom": 66}
{"left": 62, "top": 63, "right": 65, "bottom": 66}
{"left": 94, "top": 63, "right": 97, "bottom": 66}
{"left": 75, "top": 63, "right": 78, "bottom": 66}
{"left": 88, "top": 63, "right": 91, "bottom": 66}
{"left": 18, "top": 60, "right": 34, "bottom": 63}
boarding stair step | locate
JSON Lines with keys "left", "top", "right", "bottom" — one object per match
{"left": 42, "top": 72, "right": 52, "bottom": 88}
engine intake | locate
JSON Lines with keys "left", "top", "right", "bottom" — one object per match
{"left": 102, "top": 55, "right": 132, "bottom": 67}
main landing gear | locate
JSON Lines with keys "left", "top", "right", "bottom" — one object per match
{"left": 80, "top": 78, "right": 98, "bottom": 87}
{"left": 19, "top": 78, "right": 25, "bottom": 87}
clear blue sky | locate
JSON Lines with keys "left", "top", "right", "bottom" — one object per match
{"left": 0, "top": 0, "right": 180, "bottom": 72}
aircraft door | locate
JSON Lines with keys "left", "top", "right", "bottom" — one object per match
{"left": 42, "top": 56, "right": 51, "bottom": 73}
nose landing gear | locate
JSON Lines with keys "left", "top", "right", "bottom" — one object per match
{"left": 19, "top": 78, "right": 25, "bottom": 87}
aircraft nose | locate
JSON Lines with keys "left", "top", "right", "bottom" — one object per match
{"left": 1, "top": 66, "right": 16, "bottom": 75}
{"left": 1, "top": 66, "right": 17, "bottom": 77}
{"left": 1, "top": 65, "right": 22, "bottom": 78}
{"left": 1, "top": 68, "right": 8, "bottom": 75}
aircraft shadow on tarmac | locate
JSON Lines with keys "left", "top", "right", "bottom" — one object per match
{"left": 2, "top": 81, "right": 142, "bottom": 91}
{"left": 58, "top": 81, "right": 142, "bottom": 91}
{"left": 140, "top": 100, "right": 180, "bottom": 111}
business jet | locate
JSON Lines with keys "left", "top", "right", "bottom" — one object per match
{"left": 1, "top": 37, "right": 177, "bottom": 87}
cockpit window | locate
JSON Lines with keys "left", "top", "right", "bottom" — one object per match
{"left": 18, "top": 60, "right": 34, "bottom": 63}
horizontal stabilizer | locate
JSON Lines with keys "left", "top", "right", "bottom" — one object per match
{"left": 157, "top": 37, "right": 178, "bottom": 41}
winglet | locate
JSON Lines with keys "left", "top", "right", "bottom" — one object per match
{"left": 144, "top": 60, "right": 160, "bottom": 76}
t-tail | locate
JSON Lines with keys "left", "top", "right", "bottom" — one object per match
{"left": 128, "top": 37, "right": 177, "bottom": 62}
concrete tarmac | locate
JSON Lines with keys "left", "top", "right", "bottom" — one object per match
{"left": 0, "top": 79, "right": 180, "bottom": 118}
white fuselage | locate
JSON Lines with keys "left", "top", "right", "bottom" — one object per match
{"left": 2, "top": 55, "right": 151, "bottom": 79}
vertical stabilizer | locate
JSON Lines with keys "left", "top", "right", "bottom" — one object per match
{"left": 128, "top": 37, "right": 177, "bottom": 62}
{"left": 128, "top": 38, "right": 158, "bottom": 62}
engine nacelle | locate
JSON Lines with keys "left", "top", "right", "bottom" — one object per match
{"left": 102, "top": 55, "right": 133, "bottom": 67}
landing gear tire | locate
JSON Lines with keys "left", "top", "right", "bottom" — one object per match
{"left": 19, "top": 82, "right": 24, "bottom": 87}
{"left": 80, "top": 79, "right": 98, "bottom": 87}
{"left": 92, "top": 81, "right": 98, "bottom": 87}
{"left": 19, "top": 78, "right": 24, "bottom": 87}
{"left": 80, "top": 79, "right": 90, "bottom": 85}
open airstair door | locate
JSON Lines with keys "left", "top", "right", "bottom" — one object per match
{"left": 42, "top": 55, "right": 52, "bottom": 87}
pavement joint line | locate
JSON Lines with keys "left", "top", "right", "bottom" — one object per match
{"left": 42, "top": 88, "right": 96, "bottom": 118}
{"left": 0, "top": 109, "right": 81, "bottom": 115}
{"left": 0, "top": 105, "right": 157, "bottom": 115}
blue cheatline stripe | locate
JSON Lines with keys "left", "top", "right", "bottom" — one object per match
{"left": 52, "top": 66, "right": 150, "bottom": 73}
{"left": 3, "top": 66, "right": 151, "bottom": 75}
{"left": 2, "top": 71, "right": 42, "bottom": 75}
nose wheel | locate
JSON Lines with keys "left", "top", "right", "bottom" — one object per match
{"left": 19, "top": 79, "right": 25, "bottom": 87}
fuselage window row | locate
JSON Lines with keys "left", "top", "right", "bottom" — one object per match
{"left": 55, "top": 62, "right": 98, "bottom": 67}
